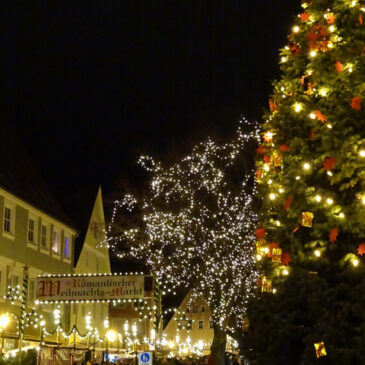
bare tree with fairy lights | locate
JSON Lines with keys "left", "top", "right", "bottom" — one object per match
{"left": 107, "top": 120, "right": 260, "bottom": 365}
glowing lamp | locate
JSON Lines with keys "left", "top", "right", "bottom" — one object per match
{"left": 0, "top": 314, "right": 10, "bottom": 330}
{"left": 314, "top": 250, "right": 321, "bottom": 257}
{"left": 309, "top": 50, "right": 317, "bottom": 57}
{"left": 293, "top": 103, "right": 303, "bottom": 112}
{"left": 106, "top": 330, "right": 116, "bottom": 343}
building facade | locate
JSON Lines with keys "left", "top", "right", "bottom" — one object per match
{"left": 163, "top": 291, "right": 213, "bottom": 356}
{"left": 70, "top": 186, "right": 111, "bottom": 336}
{"left": 0, "top": 186, "right": 77, "bottom": 352}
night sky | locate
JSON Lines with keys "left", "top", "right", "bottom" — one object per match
{"left": 2, "top": 1, "right": 300, "bottom": 207}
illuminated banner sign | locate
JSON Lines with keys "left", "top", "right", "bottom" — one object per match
{"left": 35, "top": 274, "right": 146, "bottom": 303}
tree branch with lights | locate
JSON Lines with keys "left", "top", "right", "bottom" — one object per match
{"left": 108, "top": 120, "right": 260, "bottom": 365}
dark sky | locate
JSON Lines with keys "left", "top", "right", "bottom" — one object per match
{"left": 2, "top": 1, "right": 300, "bottom": 204}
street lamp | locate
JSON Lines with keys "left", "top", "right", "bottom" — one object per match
{"left": 53, "top": 307, "right": 61, "bottom": 345}
{"left": 105, "top": 330, "right": 116, "bottom": 364}
{"left": 0, "top": 314, "right": 10, "bottom": 357}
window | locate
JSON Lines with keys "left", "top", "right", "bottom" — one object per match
{"left": 210, "top": 320, "right": 214, "bottom": 329}
{"left": 28, "top": 218, "right": 35, "bottom": 243}
{"left": 52, "top": 229, "right": 60, "bottom": 254}
{"left": 201, "top": 306, "right": 205, "bottom": 312}
{"left": 4, "top": 207, "right": 12, "bottom": 234}
{"left": 199, "top": 321, "right": 204, "bottom": 329}
{"left": 64, "top": 236, "right": 71, "bottom": 258}
{"left": 12, "top": 275, "right": 19, "bottom": 287}
{"left": 92, "top": 221, "right": 99, "bottom": 238}
{"left": 41, "top": 224, "right": 48, "bottom": 249}
{"left": 186, "top": 320, "right": 192, "bottom": 330}
{"left": 193, "top": 304, "right": 198, "bottom": 313}
{"left": 186, "top": 306, "right": 190, "bottom": 313}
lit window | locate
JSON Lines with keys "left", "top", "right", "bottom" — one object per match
{"left": 3, "top": 207, "right": 12, "bottom": 234}
{"left": 28, "top": 218, "right": 35, "bottom": 243}
{"left": 199, "top": 321, "right": 204, "bottom": 329}
{"left": 41, "top": 224, "right": 48, "bottom": 249}
{"left": 52, "top": 230, "right": 60, "bottom": 254}
{"left": 64, "top": 236, "right": 71, "bottom": 258}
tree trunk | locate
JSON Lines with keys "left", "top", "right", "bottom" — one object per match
{"left": 211, "top": 326, "right": 227, "bottom": 365}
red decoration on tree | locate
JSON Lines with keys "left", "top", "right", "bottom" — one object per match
{"left": 314, "top": 110, "right": 327, "bottom": 123}
{"left": 291, "top": 44, "right": 300, "bottom": 55}
{"left": 308, "top": 128, "right": 315, "bottom": 140}
{"left": 269, "top": 99, "right": 277, "bottom": 112}
{"left": 264, "top": 155, "right": 271, "bottom": 164}
{"left": 280, "top": 144, "right": 290, "bottom": 152}
{"left": 267, "top": 242, "right": 279, "bottom": 258}
{"left": 323, "top": 157, "right": 336, "bottom": 171}
{"left": 281, "top": 252, "right": 292, "bottom": 266}
{"left": 307, "top": 31, "right": 318, "bottom": 41}
{"left": 283, "top": 196, "right": 293, "bottom": 210}
{"left": 326, "top": 14, "right": 336, "bottom": 24}
{"left": 301, "top": 75, "right": 306, "bottom": 85}
{"left": 335, "top": 60, "right": 343, "bottom": 73}
{"left": 360, "top": 14, "right": 363, "bottom": 25}
{"left": 300, "top": 12, "right": 310, "bottom": 22}
{"left": 254, "top": 170, "right": 262, "bottom": 181}
{"left": 329, "top": 228, "right": 338, "bottom": 243}
{"left": 256, "top": 145, "right": 265, "bottom": 155}
{"left": 255, "top": 228, "right": 266, "bottom": 239}
{"left": 351, "top": 97, "right": 363, "bottom": 111}
{"left": 357, "top": 243, "right": 365, "bottom": 256}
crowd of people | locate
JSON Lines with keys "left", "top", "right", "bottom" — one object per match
{"left": 84, "top": 352, "right": 249, "bottom": 365}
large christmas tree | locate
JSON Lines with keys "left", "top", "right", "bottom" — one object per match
{"left": 245, "top": 0, "right": 365, "bottom": 364}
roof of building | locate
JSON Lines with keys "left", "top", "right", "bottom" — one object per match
{"left": 60, "top": 184, "right": 101, "bottom": 267}
{"left": 0, "top": 123, "right": 75, "bottom": 228}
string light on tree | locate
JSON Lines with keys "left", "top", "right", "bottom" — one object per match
{"left": 250, "top": 0, "right": 365, "bottom": 360}
{"left": 107, "top": 120, "right": 260, "bottom": 359}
